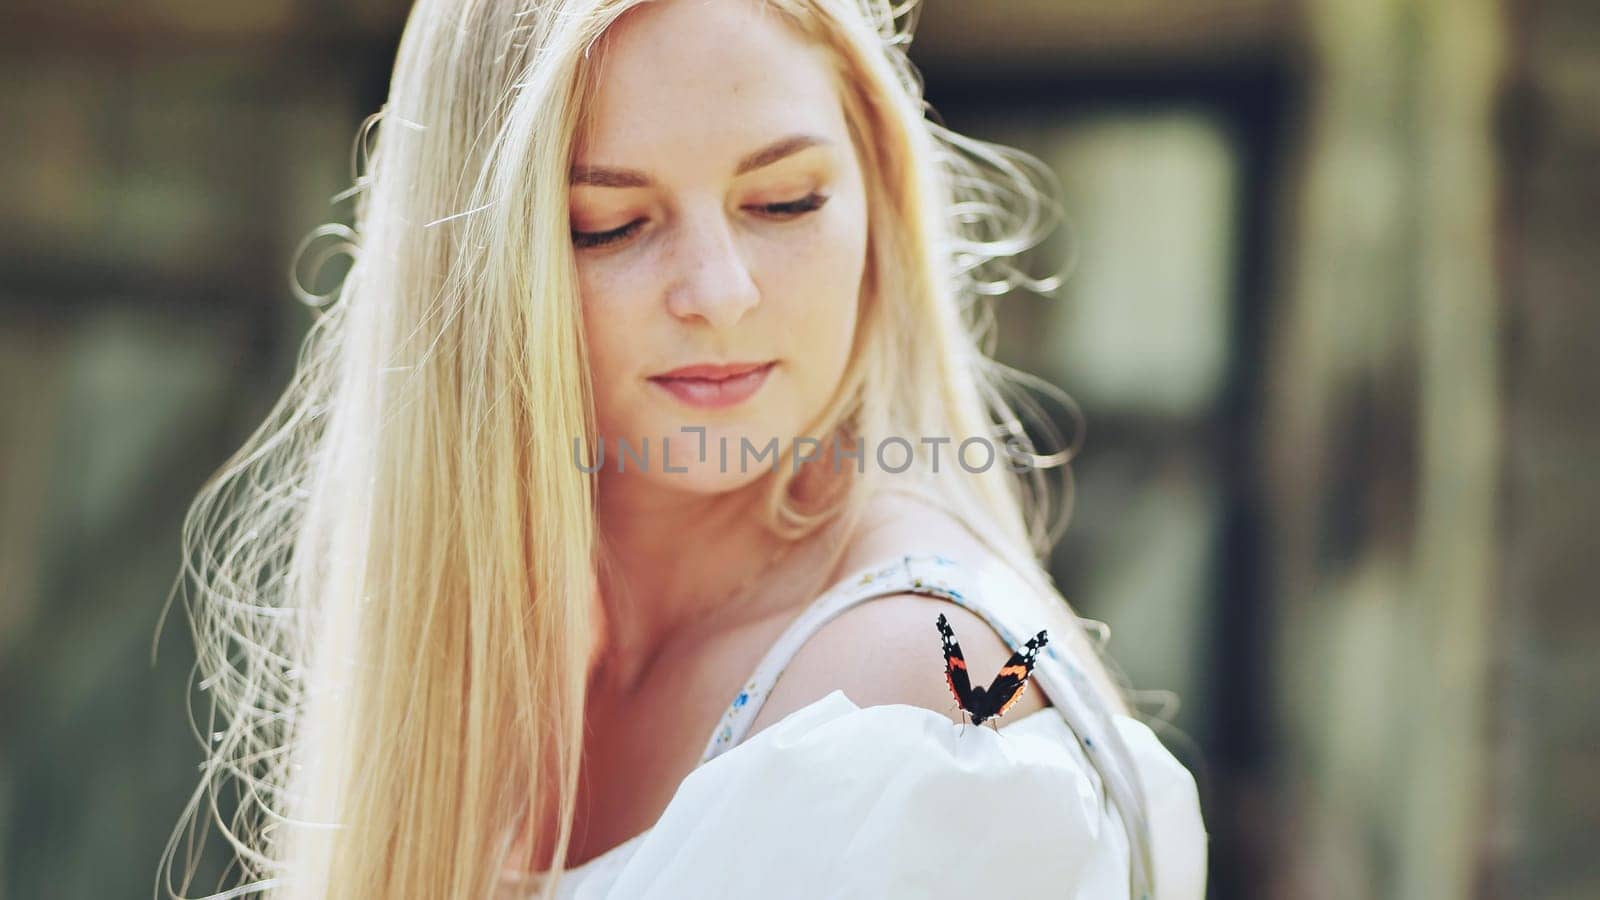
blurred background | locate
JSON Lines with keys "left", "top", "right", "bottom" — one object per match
{"left": 1, "top": 0, "right": 1594, "bottom": 897}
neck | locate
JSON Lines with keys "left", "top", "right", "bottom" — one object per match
{"left": 589, "top": 466, "right": 846, "bottom": 694}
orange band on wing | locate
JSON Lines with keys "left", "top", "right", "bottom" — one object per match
{"left": 997, "top": 682, "right": 1030, "bottom": 716}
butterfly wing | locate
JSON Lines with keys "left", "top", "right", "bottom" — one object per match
{"left": 936, "top": 613, "right": 976, "bottom": 712}
{"left": 983, "top": 629, "right": 1050, "bottom": 720}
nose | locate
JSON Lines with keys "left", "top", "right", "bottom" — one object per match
{"left": 662, "top": 202, "right": 760, "bottom": 329}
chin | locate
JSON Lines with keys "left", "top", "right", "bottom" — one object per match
{"left": 579, "top": 424, "right": 772, "bottom": 492}
{"left": 653, "top": 463, "right": 773, "bottom": 497}
{"left": 678, "top": 421, "right": 787, "bottom": 476}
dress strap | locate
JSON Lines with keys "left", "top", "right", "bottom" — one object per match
{"left": 695, "top": 551, "right": 947, "bottom": 764}
{"left": 693, "top": 551, "right": 1159, "bottom": 900}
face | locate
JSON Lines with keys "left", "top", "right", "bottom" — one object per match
{"left": 570, "top": 0, "right": 869, "bottom": 495}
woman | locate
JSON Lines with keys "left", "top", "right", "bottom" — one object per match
{"left": 160, "top": 0, "right": 1207, "bottom": 898}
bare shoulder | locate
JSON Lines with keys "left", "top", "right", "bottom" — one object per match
{"left": 744, "top": 594, "right": 1050, "bottom": 737}
{"left": 744, "top": 491, "right": 1051, "bottom": 737}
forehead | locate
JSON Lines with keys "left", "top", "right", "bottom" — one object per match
{"left": 576, "top": 0, "right": 847, "bottom": 163}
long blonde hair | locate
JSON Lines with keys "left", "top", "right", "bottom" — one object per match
{"left": 156, "top": 1, "right": 1135, "bottom": 897}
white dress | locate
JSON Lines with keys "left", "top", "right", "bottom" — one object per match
{"left": 498, "top": 554, "right": 1208, "bottom": 899}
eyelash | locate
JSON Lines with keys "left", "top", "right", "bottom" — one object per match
{"left": 571, "top": 192, "right": 830, "bottom": 250}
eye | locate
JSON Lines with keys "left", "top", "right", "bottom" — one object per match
{"left": 572, "top": 219, "right": 643, "bottom": 250}
{"left": 752, "top": 191, "right": 830, "bottom": 219}
{"left": 570, "top": 193, "right": 831, "bottom": 251}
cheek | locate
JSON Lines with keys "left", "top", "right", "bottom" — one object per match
{"left": 773, "top": 204, "right": 867, "bottom": 366}
{"left": 578, "top": 276, "right": 637, "bottom": 430}
{"left": 765, "top": 199, "right": 867, "bottom": 315}
{"left": 578, "top": 256, "right": 648, "bottom": 357}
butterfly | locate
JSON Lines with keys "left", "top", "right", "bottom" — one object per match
{"left": 936, "top": 612, "right": 1049, "bottom": 728}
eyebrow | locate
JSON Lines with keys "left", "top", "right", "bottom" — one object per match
{"left": 570, "top": 133, "right": 831, "bottom": 187}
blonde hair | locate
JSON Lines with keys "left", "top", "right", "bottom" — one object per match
{"left": 156, "top": 1, "right": 1136, "bottom": 898}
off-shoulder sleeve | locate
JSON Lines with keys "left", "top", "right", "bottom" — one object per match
{"left": 1110, "top": 714, "right": 1209, "bottom": 900}
{"left": 600, "top": 690, "right": 1144, "bottom": 899}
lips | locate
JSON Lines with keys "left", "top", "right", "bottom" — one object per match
{"left": 650, "top": 360, "right": 775, "bottom": 381}
{"left": 647, "top": 360, "right": 777, "bottom": 409}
